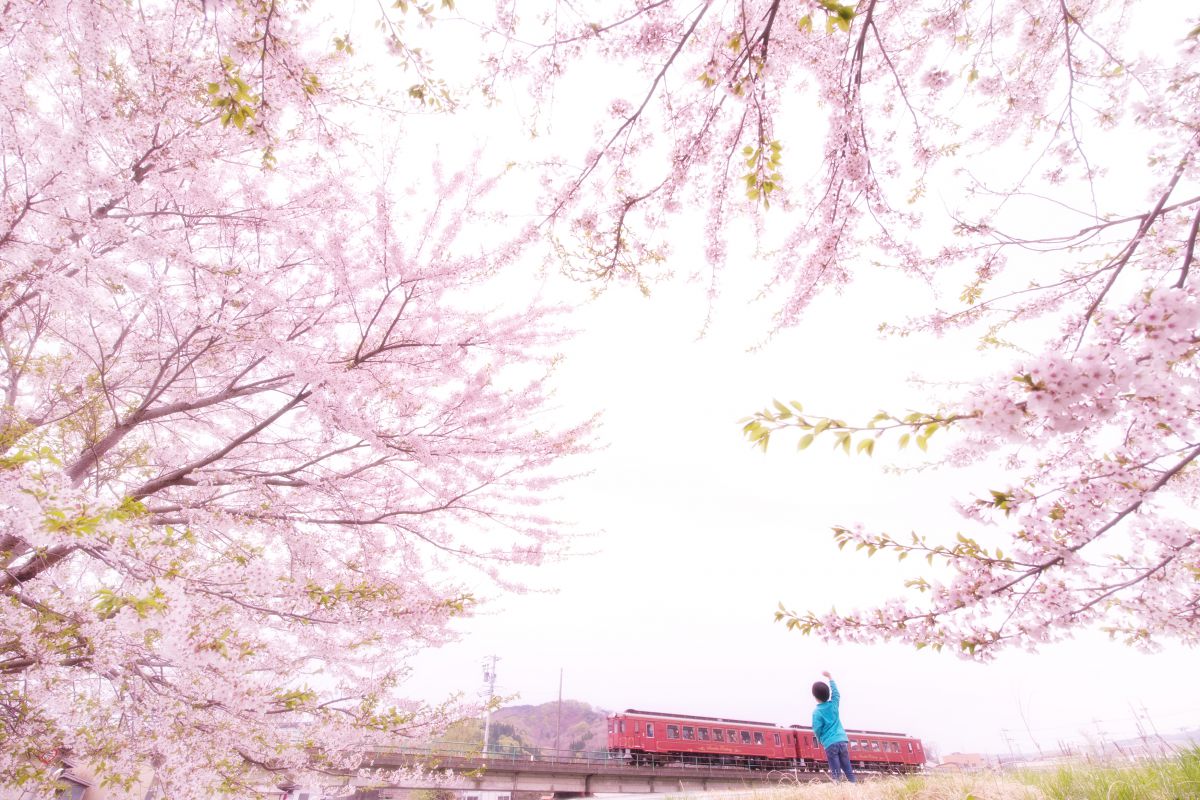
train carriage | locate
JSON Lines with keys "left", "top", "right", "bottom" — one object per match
{"left": 609, "top": 709, "right": 925, "bottom": 775}
{"left": 791, "top": 725, "right": 925, "bottom": 774}
{"left": 608, "top": 710, "right": 800, "bottom": 769}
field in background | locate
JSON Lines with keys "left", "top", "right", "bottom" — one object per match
{"left": 686, "top": 748, "right": 1200, "bottom": 800}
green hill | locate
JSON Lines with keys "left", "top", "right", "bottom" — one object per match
{"left": 491, "top": 700, "right": 609, "bottom": 754}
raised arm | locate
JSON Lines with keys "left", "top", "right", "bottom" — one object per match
{"left": 823, "top": 671, "right": 841, "bottom": 707}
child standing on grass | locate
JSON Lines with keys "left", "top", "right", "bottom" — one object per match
{"left": 812, "top": 669, "right": 856, "bottom": 783}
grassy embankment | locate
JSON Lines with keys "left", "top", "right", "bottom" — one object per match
{"left": 697, "top": 748, "right": 1200, "bottom": 800}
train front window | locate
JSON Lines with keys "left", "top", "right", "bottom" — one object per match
{"left": 773, "top": 733, "right": 781, "bottom": 746}
{"left": 646, "top": 724, "right": 654, "bottom": 738}
{"left": 618, "top": 720, "right": 625, "bottom": 734}
{"left": 682, "top": 726, "right": 695, "bottom": 740}
{"left": 753, "top": 732, "right": 764, "bottom": 745}
{"left": 907, "top": 742, "right": 913, "bottom": 753}
{"left": 713, "top": 730, "right": 724, "bottom": 742}
{"left": 740, "top": 731, "right": 751, "bottom": 744}
{"left": 667, "top": 725, "right": 679, "bottom": 739}
{"left": 697, "top": 728, "right": 709, "bottom": 741}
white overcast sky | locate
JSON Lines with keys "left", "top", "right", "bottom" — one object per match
{"left": 325, "top": 2, "right": 1200, "bottom": 759}
{"left": 402, "top": 259, "right": 1200, "bottom": 758}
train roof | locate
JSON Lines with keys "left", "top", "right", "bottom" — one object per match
{"left": 846, "top": 728, "right": 915, "bottom": 738}
{"left": 790, "top": 723, "right": 914, "bottom": 738}
{"left": 618, "top": 710, "right": 916, "bottom": 740}
{"left": 619, "top": 709, "right": 780, "bottom": 727}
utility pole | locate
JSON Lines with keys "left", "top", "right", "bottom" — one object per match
{"left": 1092, "top": 717, "right": 1109, "bottom": 758}
{"left": 482, "top": 655, "right": 498, "bottom": 756}
{"left": 554, "top": 668, "right": 563, "bottom": 755}
{"left": 1001, "top": 729, "right": 1016, "bottom": 762}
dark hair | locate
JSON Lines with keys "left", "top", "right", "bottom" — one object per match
{"left": 812, "top": 681, "right": 830, "bottom": 702}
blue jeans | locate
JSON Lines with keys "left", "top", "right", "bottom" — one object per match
{"left": 826, "top": 741, "right": 856, "bottom": 782}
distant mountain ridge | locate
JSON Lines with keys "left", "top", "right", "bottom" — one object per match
{"left": 490, "top": 700, "right": 609, "bottom": 753}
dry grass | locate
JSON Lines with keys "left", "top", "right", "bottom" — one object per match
{"left": 708, "top": 773, "right": 1039, "bottom": 800}
{"left": 682, "top": 749, "right": 1200, "bottom": 800}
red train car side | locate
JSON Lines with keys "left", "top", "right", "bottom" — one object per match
{"left": 790, "top": 724, "right": 925, "bottom": 773}
{"left": 608, "top": 710, "right": 800, "bottom": 769}
{"left": 608, "top": 709, "right": 925, "bottom": 774}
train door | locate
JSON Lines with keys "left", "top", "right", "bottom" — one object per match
{"left": 641, "top": 719, "right": 659, "bottom": 754}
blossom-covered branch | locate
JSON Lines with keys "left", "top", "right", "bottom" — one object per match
{"left": 0, "top": 3, "right": 587, "bottom": 797}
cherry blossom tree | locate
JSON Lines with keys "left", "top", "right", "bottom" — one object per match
{"left": 4, "top": 1, "right": 1198, "bottom": 795}
{"left": 1, "top": 2, "right": 585, "bottom": 797}
{"left": 481, "top": 1, "right": 1200, "bottom": 657}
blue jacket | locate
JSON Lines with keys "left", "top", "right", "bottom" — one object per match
{"left": 812, "top": 679, "right": 848, "bottom": 747}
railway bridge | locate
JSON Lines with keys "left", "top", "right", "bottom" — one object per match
{"left": 359, "top": 745, "right": 819, "bottom": 796}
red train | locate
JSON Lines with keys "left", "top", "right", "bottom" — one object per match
{"left": 607, "top": 709, "right": 925, "bottom": 774}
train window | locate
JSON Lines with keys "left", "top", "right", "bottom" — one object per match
{"left": 871, "top": 741, "right": 879, "bottom": 751}
{"left": 773, "top": 733, "right": 781, "bottom": 746}
{"left": 740, "top": 731, "right": 751, "bottom": 744}
{"left": 753, "top": 732, "right": 764, "bottom": 745}
{"left": 727, "top": 729, "right": 737, "bottom": 742}
{"left": 608, "top": 720, "right": 614, "bottom": 734}
{"left": 698, "top": 728, "right": 710, "bottom": 741}
{"left": 682, "top": 726, "right": 695, "bottom": 740}
{"left": 618, "top": 721, "right": 625, "bottom": 734}
{"left": 713, "top": 730, "right": 724, "bottom": 742}
{"left": 907, "top": 742, "right": 913, "bottom": 753}
{"left": 850, "top": 739, "right": 859, "bottom": 750}
{"left": 667, "top": 725, "right": 679, "bottom": 739}
{"left": 646, "top": 724, "right": 654, "bottom": 738}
